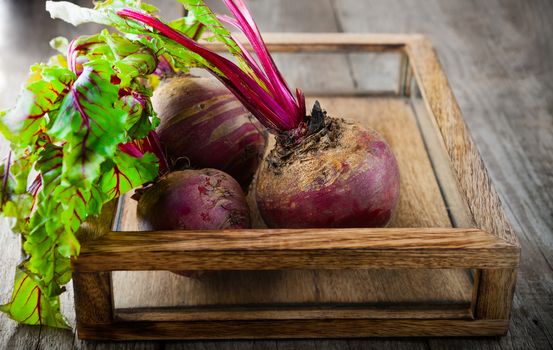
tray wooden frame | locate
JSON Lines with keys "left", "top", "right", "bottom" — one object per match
{"left": 72, "top": 33, "right": 520, "bottom": 340}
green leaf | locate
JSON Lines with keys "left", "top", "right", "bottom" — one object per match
{"left": 103, "top": 32, "right": 158, "bottom": 85}
{"left": 100, "top": 150, "right": 158, "bottom": 200}
{"left": 57, "top": 185, "right": 106, "bottom": 235}
{"left": 119, "top": 88, "right": 156, "bottom": 139}
{"left": 0, "top": 64, "right": 74, "bottom": 146}
{"left": 23, "top": 219, "right": 73, "bottom": 297}
{"left": 46, "top": 0, "right": 152, "bottom": 28}
{"left": 0, "top": 267, "right": 69, "bottom": 329}
{"left": 1, "top": 6, "right": 169, "bottom": 330}
{"left": 46, "top": 1, "right": 113, "bottom": 26}
{"left": 50, "top": 60, "right": 127, "bottom": 187}
{"left": 45, "top": 1, "right": 209, "bottom": 73}
{"left": 22, "top": 144, "right": 74, "bottom": 294}
{"left": 176, "top": 0, "right": 258, "bottom": 78}
{"left": 169, "top": 15, "right": 205, "bottom": 41}
{"left": 176, "top": 0, "right": 241, "bottom": 55}
{"left": 36, "top": 143, "right": 63, "bottom": 197}
{"left": 49, "top": 36, "right": 69, "bottom": 54}
{"left": 0, "top": 150, "right": 37, "bottom": 235}
{"left": 115, "top": 50, "right": 158, "bottom": 85}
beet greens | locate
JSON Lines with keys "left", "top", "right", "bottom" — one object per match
{"left": 0, "top": 20, "right": 168, "bottom": 328}
{"left": 117, "top": 2, "right": 307, "bottom": 132}
{"left": 48, "top": 0, "right": 306, "bottom": 133}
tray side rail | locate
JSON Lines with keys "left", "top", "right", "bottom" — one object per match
{"left": 73, "top": 228, "right": 518, "bottom": 272}
{"left": 404, "top": 37, "right": 519, "bottom": 322}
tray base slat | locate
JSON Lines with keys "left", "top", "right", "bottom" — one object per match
{"left": 77, "top": 319, "right": 509, "bottom": 340}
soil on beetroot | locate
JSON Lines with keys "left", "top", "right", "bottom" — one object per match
{"left": 266, "top": 105, "right": 344, "bottom": 175}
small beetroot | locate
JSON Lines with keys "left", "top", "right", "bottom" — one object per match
{"left": 137, "top": 169, "right": 250, "bottom": 231}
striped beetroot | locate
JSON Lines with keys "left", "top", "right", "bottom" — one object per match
{"left": 153, "top": 74, "right": 267, "bottom": 189}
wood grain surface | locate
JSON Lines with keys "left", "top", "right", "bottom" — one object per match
{"left": 0, "top": 0, "right": 551, "bottom": 349}
{"left": 74, "top": 319, "right": 511, "bottom": 340}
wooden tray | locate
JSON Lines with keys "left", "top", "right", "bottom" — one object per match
{"left": 73, "top": 33, "right": 520, "bottom": 340}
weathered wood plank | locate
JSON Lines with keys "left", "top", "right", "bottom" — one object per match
{"left": 73, "top": 272, "right": 114, "bottom": 325}
{"left": 115, "top": 306, "right": 472, "bottom": 322}
{"left": 405, "top": 36, "right": 518, "bottom": 246}
{"left": 76, "top": 319, "right": 510, "bottom": 340}
{"left": 113, "top": 267, "right": 473, "bottom": 314}
{"left": 333, "top": 0, "right": 553, "bottom": 349}
{"left": 81, "top": 227, "right": 509, "bottom": 252}
{"left": 75, "top": 228, "right": 517, "bottom": 271}
{"left": 474, "top": 269, "right": 518, "bottom": 320}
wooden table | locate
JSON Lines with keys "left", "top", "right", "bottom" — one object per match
{"left": 0, "top": 0, "right": 551, "bottom": 349}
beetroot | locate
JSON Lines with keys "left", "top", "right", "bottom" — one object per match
{"left": 137, "top": 169, "right": 250, "bottom": 231}
{"left": 118, "top": 3, "right": 400, "bottom": 230}
{"left": 153, "top": 75, "right": 267, "bottom": 188}
{"left": 256, "top": 104, "right": 400, "bottom": 228}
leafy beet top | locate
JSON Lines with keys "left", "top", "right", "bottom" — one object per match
{"left": 0, "top": 28, "right": 165, "bottom": 327}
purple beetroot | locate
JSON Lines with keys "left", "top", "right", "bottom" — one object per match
{"left": 153, "top": 75, "right": 267, "bottom": 189}
{"left": 136, "top": 168, "right": 250, "bottom": 231}
{"left": 255, "top": 104, "right": 399, "bottom": 228}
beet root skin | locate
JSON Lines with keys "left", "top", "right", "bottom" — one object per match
{"left": 137, "top": 169, "right": 250, "bottom": 230}
{"left": 255, "top": 118, "right": 400, "bottom": 228}
{"left": 153, "top": 75, "right": 267, "bottom": 188}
